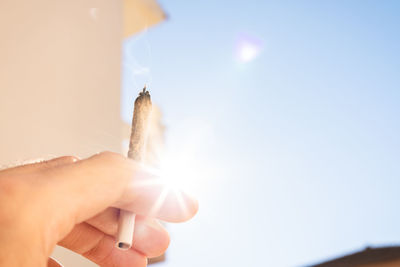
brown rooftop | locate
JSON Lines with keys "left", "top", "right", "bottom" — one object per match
{"left": 311, "top": 246, "right": 400, "bottom": 267}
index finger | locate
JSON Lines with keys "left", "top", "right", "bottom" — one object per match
{"left": 37, "top": 152, "right": 198, "bottom": 236}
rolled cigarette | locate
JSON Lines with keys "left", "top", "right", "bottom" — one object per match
{"left": 116, "top": 86, "right": 152, "bottom": 250}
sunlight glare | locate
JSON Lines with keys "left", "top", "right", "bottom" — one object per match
{"left": 235, "top": 33, "right": 262, "bottom": 63}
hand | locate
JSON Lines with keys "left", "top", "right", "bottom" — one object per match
{"left": 0, "top": 152, "right": 198, "bottom": 267}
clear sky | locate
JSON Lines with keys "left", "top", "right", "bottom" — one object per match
{"left": 122, "top": 1, "right": 400, "bottom": 266}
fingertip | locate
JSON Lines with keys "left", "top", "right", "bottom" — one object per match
{"left": 133, "top": 217, "right": 170, "bottom": 258}
{"left": 148, "top": 221, "right": 170, "bottom": 257}
{"left": 153, "top": 189, "right": 199, "bottom": 223}
{"left": 188, "top": 195, "right": 199, "bottom": 220}
{"left": 172, "top": 191, "right": 199, "bottom": 223}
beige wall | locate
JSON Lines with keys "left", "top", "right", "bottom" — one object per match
{"left": 0, "top": 0, "right": 123, "bottom": 165}
{"left": 0, "top": 1, "right": 122, "bottom": 265}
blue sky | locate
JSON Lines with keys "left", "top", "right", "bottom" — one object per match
{"left": 122, "top": 1, "right": 400, "bottom": 266}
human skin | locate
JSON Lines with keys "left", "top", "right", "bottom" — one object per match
{"left": 0, "top": 152, "right": 198, "bottom": 267}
